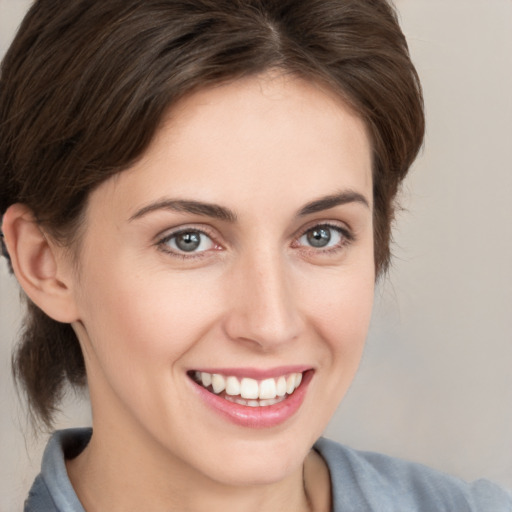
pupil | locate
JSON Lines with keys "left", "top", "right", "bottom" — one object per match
{"left": 307, "top": 227, "right": 331, "bottom": 248}
{"left": 176, "top": 232, "right": 201, "bottom": 252}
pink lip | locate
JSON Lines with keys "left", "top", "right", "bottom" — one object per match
{"left": 188, "top": 369, "right": 313, "bottom": 429}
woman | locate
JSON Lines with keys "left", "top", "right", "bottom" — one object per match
{"left": 0, "top": 1, "right": 510, "bottom": 511}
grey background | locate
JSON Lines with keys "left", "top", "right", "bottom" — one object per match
{"left": 1, "top": 0, "right": 511, "bottom": 510}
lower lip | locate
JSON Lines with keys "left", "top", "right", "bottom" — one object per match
{"left": 189, "top": 371, "right": 313, "bottom": 428}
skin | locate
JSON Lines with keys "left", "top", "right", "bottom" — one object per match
{"left": 5, "top": 72, "right": 375, "bottom": 511}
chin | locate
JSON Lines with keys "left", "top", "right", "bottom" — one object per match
{"left": 194, "top": 430, "right": 315, "bottom": 487}
{"left": 206, "top": 450, "right": 304, "bottom": 488}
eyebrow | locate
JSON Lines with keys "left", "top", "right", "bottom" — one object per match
{"left": 129, "top": 199, "right": 237, "bottom": 223}
{"left": 129, "top": 190, "right": 369, "bottom": 223}
{"left": 298, "top": 190, "right": 370, "bottom": 216}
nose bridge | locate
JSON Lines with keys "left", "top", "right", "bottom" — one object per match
{"left": 224, "top": 245, "right": 302, "bottom": 348}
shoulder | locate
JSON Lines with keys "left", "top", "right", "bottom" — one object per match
{"left": 314, "top": 437, "right": 512, "bottom": 512}
{"left": 24, "top": 429, "right": 91, "bottom": 512}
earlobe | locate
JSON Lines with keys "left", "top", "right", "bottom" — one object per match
{"left": 2, "top": 204, "right": 79, "bottom": 323}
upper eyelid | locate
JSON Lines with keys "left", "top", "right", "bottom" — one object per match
{"left": 292, "top": 219, "right": 353, "bottom": 240}
{"left": 156, "top": 224, "right": 218, "bottom": 242}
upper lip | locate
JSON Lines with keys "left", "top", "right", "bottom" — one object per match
{"left": 188, "top": 365, "right": 312, "bottom": 380}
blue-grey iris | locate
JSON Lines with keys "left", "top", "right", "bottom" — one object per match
{"left": 307, "top": 227, "right": 331, "bottom": 248}
{"left": 176, "top": 232, "right": 201, "bottom": 252}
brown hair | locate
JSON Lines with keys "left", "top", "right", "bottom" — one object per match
{"left": 0, "top": 0, "right": 424, "bottom": 428}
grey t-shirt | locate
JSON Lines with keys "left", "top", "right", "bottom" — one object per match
{"left": 24, "top": 429, "right": 512, "bottom": 511}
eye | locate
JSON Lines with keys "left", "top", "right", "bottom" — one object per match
{"left": 160, "top": 229, "right": 216, "bottom": 254}
{"left": 297, "top": 224, "right": 349, "bottom": 250}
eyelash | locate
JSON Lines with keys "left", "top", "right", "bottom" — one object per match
{"left": 293, "top": 222, "right": 355, "bottom": 255}
{"left": 157, "top": 227, "right": 219, "bottom": 260}
{"left": 156, "top": 222, "right": 355, "bottom": 260}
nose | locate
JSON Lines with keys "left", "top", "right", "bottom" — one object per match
{"left": 222, "top": 248, "right": 303, "bottom": 350}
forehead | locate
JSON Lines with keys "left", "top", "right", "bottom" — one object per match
{"left": 89, "top": 73, "right": 372, "bottom": 220}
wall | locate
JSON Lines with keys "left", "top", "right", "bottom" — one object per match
{"left": 1, "top": 0, "right": 511, "bottom": 510}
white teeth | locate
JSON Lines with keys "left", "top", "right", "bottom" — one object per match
{"left": 276, "top": 376, "right": 287, "bottom": 397}
{"left": 259, "top": 397, "right": 284, "bottom": 406}
{"left": 286, "top": 374, "right": 296, "bottom": 394}
{"left": 225, "top": 376, "right": 240, "bottom": 396}
{"left": 225, "top": 395, "right": 286, "bottom": 407}
{"left": 211, "top": 374, "right": 225, "bottom": 394}
{"left": 201, "top": 372, "right": 212, "bottom": 388}
{"left": 194, "top": 371, "right": 305, "bottom": 405}
{"left": 259, "top": 378, "right": 277, "bottom": 399}
{"left": 240, "top": 378, "right": 259, "bottom": 399}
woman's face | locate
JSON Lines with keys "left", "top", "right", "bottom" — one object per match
{"left": 70, "top": 73, "right": 375, "bottom": 486}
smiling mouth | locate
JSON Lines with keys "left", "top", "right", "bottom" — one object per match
{"left": 188, "top": 371, "right": 304, "bottom": 407}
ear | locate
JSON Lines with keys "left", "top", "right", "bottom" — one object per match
{"left": 2, "top": 204, "right": 79, "bottom": 323}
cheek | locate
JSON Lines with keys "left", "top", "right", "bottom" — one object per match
{"left": 330, "top": 281, "right": 373, "bottom": 348}
{"left": 292, "top": 264, "right": 374, "bottom": 436}
{"left": 298, "top": 260, "right": 374, "bottom": 416}
{"left": 77, "top": 263, "right": 221, "bottom": 367}
{"left": 299, "top": 264, "right": 375, "bottom": 351}
{"left": 74, "top": 266, "right": 224, "bottom": 427}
